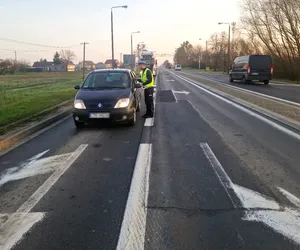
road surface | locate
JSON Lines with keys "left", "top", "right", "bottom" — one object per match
{"left": 0, "top": 69, "right": 300, "bottom": 249}
{"left": 180, "top": 70, "right": 300, "bottom": 104}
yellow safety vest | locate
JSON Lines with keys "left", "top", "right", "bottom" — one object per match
{"left": 141, "top": 68, "right": 154, "bottom": 89}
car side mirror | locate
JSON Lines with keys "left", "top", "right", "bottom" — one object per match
{"left": 74, "top": 85, "right": 81, "bottom": 90}
{"left": 135, "top": 83, "right": 142, "bottom": 88}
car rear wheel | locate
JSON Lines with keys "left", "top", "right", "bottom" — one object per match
{"left": 128, "top": 108, "right": 136, "bottom": 126}
{"left": 74, "top": 120, "right": 85, "bottom": 129}
{"left": 264, "top": 80, "right": 269, "bottom": 85}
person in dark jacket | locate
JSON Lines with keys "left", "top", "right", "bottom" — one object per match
{"left": 138, "top": 61, "right": 155, "bottom": 118}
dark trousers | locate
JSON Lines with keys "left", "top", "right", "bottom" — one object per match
{"left": 144, "top": 87, "right": 154, "bottom": 116}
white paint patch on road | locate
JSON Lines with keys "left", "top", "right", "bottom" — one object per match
{"left": 244, "top": 208, "right": 300, "bottom": 245}
{"left": 173, "top": 73, "right": 300, "bottom": 141}
{"left": 233, "top": 184, "right": 280, "bottom": 210}
{"left": 200, "top": 142, "right": 300, "bottom": 246}
{"left": 172, "top": 90, "right": 190, "bottom": 95}
{"left": 0, "top": 212, "right": 44, "bottom": 250}
{"left": 0, "top": 152, "right": 71, "bottom": 186}
{"left": 144, "top": 118, "right": 154, "bottom": 127}
{"left": 0, "top": 144, "right": 87, "bottom": 250}
{"left": 116, "top": 143, "right": 152, "bottom": 250}
{"left": 277, "top": 187, "right": 300, "bottom": 208}
{"left": 166, "top": 79, "right": 175, "bottom": 82}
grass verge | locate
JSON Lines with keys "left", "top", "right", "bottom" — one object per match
{"left": 0, "top": 79, "right": 81, "bottom": 132}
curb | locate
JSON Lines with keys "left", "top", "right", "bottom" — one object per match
{"left": 0, "top": 107, "right": 72, "bottom": 153}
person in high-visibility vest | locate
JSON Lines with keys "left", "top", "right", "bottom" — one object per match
{"left": 138, "top": 60, "right": 154, "bottom": 118}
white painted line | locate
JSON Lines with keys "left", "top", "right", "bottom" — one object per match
{"left": 166, "top": 79, "right": 175, "bottom": 82}
{"left": 171, "top": 90, "right": 178, "bottom": 103}
{"left": 116, "top": 143, "right": 152, "bottom": 250}
{"left": 173, "top": 73, "right": 300, "bottom": 141}
{"left": 277, "top": 187, "right": 300, "bottom": 208}
{"left": 200, "top": 143, "right": 280, "bottom": 210}
{"left": 0, "top": 152, "right": 72, "bottom": 187}
{"left": 17, "top": 144, "right": 87, "bottom": 213}
{"left": 200, "top": 143, "right": 237, "bottom": 208}
{"left": 180, "top": 72, "right": 300, "bottom": 108}
{"left": 200, "top": 143, "right": 300, "bottom": 246}
{"left": 172, "top": 90, "right": 189, "bottom": 95}
{"left": 144, "top": 118, "right": 154, "bottom": 127}
{"left": 0, "top": 144, "right": 87, "bottom": 250}
{"left": 0, "top": 212, "right": 44, "bottom": 250}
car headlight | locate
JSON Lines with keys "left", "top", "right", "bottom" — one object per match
{"left": 114, "top": 98, "right": 130, "bottom": 108}
{"left": 74, "top": 99, "right": 86, "bottom": 109}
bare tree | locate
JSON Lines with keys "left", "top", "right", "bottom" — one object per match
{"left": 60, "top": 49, "right": 76, "bottom": 63}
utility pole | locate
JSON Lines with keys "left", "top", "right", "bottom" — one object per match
{"left": 80, "top": 42, "right": 89, "bottom": 80}
{"left": 14, "top": 50, "right": 17, "bottom": 61}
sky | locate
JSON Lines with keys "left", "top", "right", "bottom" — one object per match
{"left": 0, "top": 0, "right": 240, "bottom": 65}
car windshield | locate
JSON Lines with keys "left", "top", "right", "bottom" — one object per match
{"left": 82, "top": 72, "right": 130, "bottom": 90}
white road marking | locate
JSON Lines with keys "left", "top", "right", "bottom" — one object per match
{"left": 171, "top": 90, "right": 178, "bottom": 103}
{"left": 172, "top": 90, "right": 190, "bottom": 95}
{"left": 277, "top": 187, "right": 300, "bottom": 208}
{"left": 0, "top": 144, "right": 87, "bottom": 250}
{"left": 0, "top": 152, "right": 72, "bottom": 186}
{"left": 0, "top": 212, "right": 44, "bottom": 250}
{"left": 173, "top": 73, "right": 300, "bottom": 141}
{"left": 200, "top": 142, "right": 300, "bottom": 245}
{"left": 166, "top": 79, "right": 175, "bottom": 82}
{"left": 184, "top": 73, "right": 300, "bottom": 108}
{"left": 116, "top": 143, "right": 152, "bottom": 250}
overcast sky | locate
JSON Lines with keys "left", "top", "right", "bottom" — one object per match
{"left": 0, "top": 0, "right": 240, "bottom": 64}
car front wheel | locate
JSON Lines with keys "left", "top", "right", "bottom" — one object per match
{"left": 128, "top": 108, "right": 137, "bottom": 126}
{"left": 74, "top": 120, "right": 85, "bottom": 129}
{"left": 229, "top": 75, "right": 234, "bottom": 82}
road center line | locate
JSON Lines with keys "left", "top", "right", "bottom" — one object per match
{"left": 116, "top": 143, "right": 152, "bottom": 250}
{"left": 172, "top": 72, "right": 300, "bottom": 141}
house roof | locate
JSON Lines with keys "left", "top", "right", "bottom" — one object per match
{"left": 84, "top": 61, "right": 95, "bottom": 65}
{"left": 105, "top": 59, "right": 119, "bottom": 64}
{"left": 32, "top": 61, "right": 54, "bottom": 67}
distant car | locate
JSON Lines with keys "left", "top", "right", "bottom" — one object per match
{"left": 229, "top": 55, "right": 273, "bottom": 85}
{"left": 73, "top": 69, "right": 142, "bottom": 128}
{"left": 175, "top": 64, "right": 182, "bottom": 71}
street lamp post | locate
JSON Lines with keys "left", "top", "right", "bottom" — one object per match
{"left": 218, "top": 22, "right": 231, "bottom": 74}
{"left": 199, "top": 38, "right": 202, "bottom": 70}
{"left": 131, "top": 31, "right": 140, "bottom": 55}
{"left": 111, "top": 5, "right": 128, "bottom": 69}
{"left": 131, "top": 31, "right": 140, "bottom": 68}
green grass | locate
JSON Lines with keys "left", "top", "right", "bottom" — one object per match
{"left": 0, "top": 72, "right": 82, "bottom": 90}
{"left": 0, "top": 72, "right": 82, "bottom": 129}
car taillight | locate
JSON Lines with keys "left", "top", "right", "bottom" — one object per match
{"left": 271, "top": 66, "right": 274, "bottom": 75}
{"left": 247, "top": 66, "right": 251, "bottom": 74}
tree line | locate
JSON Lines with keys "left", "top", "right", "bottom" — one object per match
{"left": 173, "top": 0, "right": 300, "bottom": 80}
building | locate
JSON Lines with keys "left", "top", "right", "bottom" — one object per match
{"left": 78, "top": 61, "right": 96, "bottom": 71}
{"left": 105, "top": 59, "right": 120, "bottom": 69}
{"left": 95, "top": 62, "right": 106, "bottom": 69}
{"left": 32, "top": 61, "right": 54, "bottom": 72}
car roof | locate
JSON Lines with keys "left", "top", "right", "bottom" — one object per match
{"left": 92, "top": 69, "right": 131, "bottom": 73}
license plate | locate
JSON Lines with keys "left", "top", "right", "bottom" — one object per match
{"left": 251, "top": 73, "right": 258, "bottom": 75}
{"left": 89, "top": 113, "right": 110, "bottom": 119}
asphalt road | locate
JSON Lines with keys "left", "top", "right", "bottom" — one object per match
{"left": 0, "top": 69, "right": 300, "bottom": 249}
{"left": 181, "top": 70, "right": 300, "bottom": 104}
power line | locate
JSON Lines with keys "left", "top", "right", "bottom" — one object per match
{"left": 0, "top": 48, "right": 50, "bottom": 52}
{"left": 0, "top": 37, "right": 80, "bottom": 49}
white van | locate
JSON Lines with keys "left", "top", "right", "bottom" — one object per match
{"left": 175, "top": 64, "right": 182, "bottom": 71}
